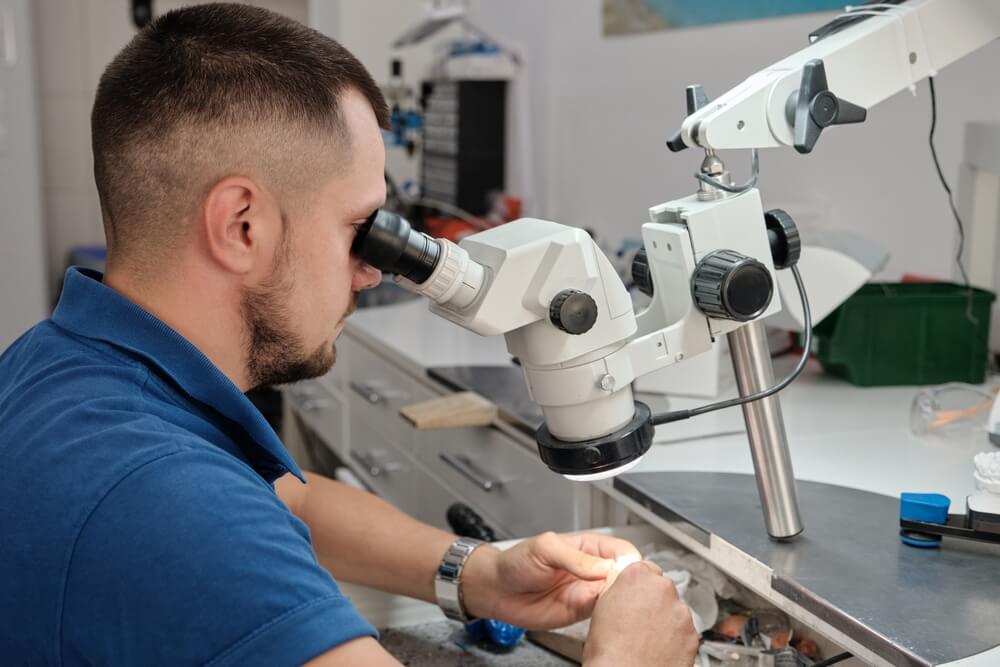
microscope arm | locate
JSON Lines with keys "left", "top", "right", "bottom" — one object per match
{"left": 676, "top": 0, "right": 1000, "bottom": 153}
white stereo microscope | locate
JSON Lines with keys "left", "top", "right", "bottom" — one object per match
{"left": 355, "top": 0, "right": 1000, "bottom": 540}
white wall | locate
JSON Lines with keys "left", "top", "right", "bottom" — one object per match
{"left": 32, "top": 0, "right": 308, "bottom": 290}
{"left": 0, "top": 0, "right": 48, "bottom": 349}
{"left": 531, "top": 0, "right": 1000, "bottom": 281}
{"left": 32, "top": 2, "right": 1000, "bottom": 288}
{"left": 316, "top": 0, "right": 1000, "bottom": 281}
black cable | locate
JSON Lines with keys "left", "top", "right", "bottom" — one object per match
{"left": 927, "top": 77, "right": 972, "bottom": 288}
{"left": 651, "top": 264, "right": 812, "bottom": 426}
{"left": 811, "top": 651, "right": 853, "bottom": 667}
{"left": 928, "top": 77, "right": 982, "bottom": 333}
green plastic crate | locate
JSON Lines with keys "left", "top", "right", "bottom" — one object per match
{"left": 813, "top": 282, "right": 995, "bottom": 387}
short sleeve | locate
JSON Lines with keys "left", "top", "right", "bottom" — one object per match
{"left": 60, "top": 449, "right": 376, "bottom": 666}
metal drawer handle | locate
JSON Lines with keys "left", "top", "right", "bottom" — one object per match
{"left": 350, "top": 450, "right": 402, "bottom": 478}
{"left": 439, "top": 453, "right": 500, "bottom": 492}
{"left": 301, "top": 398, "right": 333, "bottom": 412}
{"left": 351, "top": 450, "right": 384, "bottom": 477}
{"left": 288, "top": 384, "right": 315, "bottom": 399}
{"left": 350, "top": 381, "right": 384, "bottom": 405}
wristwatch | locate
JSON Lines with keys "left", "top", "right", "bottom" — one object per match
{"left": 434, "top": 537, "right": 484, "bottom": 622}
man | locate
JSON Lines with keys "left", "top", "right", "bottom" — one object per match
{"left": 0, "top": 4, "right": 698, "bottom": 665}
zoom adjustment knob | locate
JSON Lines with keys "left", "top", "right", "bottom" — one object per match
{"left": 691, "top": 250, "right": 773, "bottom": 322}
{"left": 549, "top": 289, "right": 598, "bottom": 335}
{"left": 764, "top": 208, "right": 801, "bottom": 269}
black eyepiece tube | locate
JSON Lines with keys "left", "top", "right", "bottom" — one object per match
{"left": 351, "top": 210, "right": 441, "bottom": 284}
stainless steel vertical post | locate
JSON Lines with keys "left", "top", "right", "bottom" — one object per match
{"left": 728, "top": 321, "right": 803, "bottom": 539}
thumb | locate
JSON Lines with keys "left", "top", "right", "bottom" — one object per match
{"left": 538, "top": 533, "right": 615, "bottom": 580}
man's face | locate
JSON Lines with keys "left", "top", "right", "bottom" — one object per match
{"left": 242, "top": 89, "right": 385, "bottom": 389}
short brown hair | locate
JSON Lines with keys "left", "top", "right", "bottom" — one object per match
{"left": 92, "top": 3, "right": 389, "bottom": 265}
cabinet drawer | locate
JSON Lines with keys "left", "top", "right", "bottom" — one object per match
{"left": 285, "top": 381, "right": 347, "bottom": 458}
{"left": 348, "top": 415, "right": 416, "bottom": 509}
{"left": 424, "top": 111, "right": 457, "bottom": 128}
{"left": 345, "top": 342, "right": 420, "bottom": 449}
{"left": 415, "top": 426, "right": 578, "bottom": 537}
{"left": 424, "top": 138, "right": 458, "bottom": 155}
{"left": 423, "top": 174, "right": 457, "bottom": 197}
{"left": 408, "top": 466, "right": 510, "bottom": 537}
{"left": 316, "top": 349, "right": 350, "bottom": 396}
{"left": 427, "top": 97, "right": 457, "bottom": 114}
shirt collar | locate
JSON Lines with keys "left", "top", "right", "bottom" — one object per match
{"left": 52, "top": 267, "right": 304, "bottom": 483}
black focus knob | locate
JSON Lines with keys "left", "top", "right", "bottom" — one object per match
{"left": 691, "top": 250, "right": 773, "bottom": 322}
{"left": 549, "top": 289, "right": 598, "bottom": 335}
{"left": 764, "top": 209, "right": 801, "bottom": 269}
{"left": 631, "top": 247, "right": 654, "bottom": 297}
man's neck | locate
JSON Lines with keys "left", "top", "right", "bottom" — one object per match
{"left": 103, "top": 264, "right": 252, "bottom": 392}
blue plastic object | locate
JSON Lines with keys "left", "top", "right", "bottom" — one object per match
{"left": 448, "top": 41, "right": 500, "bottom": 57}
{"left": 900, "top": 492, "right": 951, "bottom": 548}
{"left": 463, "top": 619, "right": 525, "bottom": 648}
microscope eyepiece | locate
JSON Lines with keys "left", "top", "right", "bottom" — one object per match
{"left": 352, "top": 209, "right": 441, "bottom": 284}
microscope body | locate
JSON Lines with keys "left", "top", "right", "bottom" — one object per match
{"left": 411, "top": 183, "right": 795, "bottom": 521}
{"left": 361, "top": 0, "right": 1000, "bottom": 538}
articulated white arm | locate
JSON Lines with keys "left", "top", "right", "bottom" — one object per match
{"left": 677, "top": 0, "right": 1000, "bottom": 152}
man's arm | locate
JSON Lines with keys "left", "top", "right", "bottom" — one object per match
{"left": 279, "top": 471, "right": 700, "bottom": 666}
{"left": 305, "top": 637, "right": 400, "bottom": 666}
{"left": 275, "top": 471, "right": 499, "bottom": 618}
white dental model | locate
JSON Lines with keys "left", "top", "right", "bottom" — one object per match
{"left": 972, "top": 452, "right": 1000, "bottom": 516}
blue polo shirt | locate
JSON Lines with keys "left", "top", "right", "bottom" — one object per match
{"left": 0, "top": 268, "right": 376, "bottom": 665}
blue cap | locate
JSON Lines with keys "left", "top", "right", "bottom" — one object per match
{"left": 464, "top": 619, "right": 525, "bottom": 648}
{"left": 900, "top": 492, "right": 950, "bottom": 524}
{"left": 900, "top": 492, "right": 951, "bottom": 548}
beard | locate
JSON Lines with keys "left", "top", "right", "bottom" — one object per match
{"left": 241, "top": 265, "right": 359, "bottom": 391}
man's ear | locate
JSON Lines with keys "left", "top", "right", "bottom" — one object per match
{"left": 201, "top": 176, "right": 280, "bottom": 275}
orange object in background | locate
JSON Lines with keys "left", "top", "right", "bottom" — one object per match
{"left": 424, "top": 194, "right": 523, "bottom": 243}
{"left": 901, "top": 273, "right": 945, "bottom": 283}
{"left": 500, "top": 194, "right": 522, "bottom": 220}
{"left": 424, "top": 217, "right": 481, "bottom": 242}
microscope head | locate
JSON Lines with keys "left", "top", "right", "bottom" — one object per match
{"left": 352, "top": 210, "right": 653, "bottom": 480}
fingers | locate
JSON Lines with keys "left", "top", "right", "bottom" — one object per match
{"left": 534, "top": 532, "right": 616, "bottom": 580}
{"left": 601, "top": 558, "right": 665, "bottom": 593}
{"left": 636, "top": 560, "right": 663, "bottom": 576}
{"left": 568, "top": 532, "right": 642, "bottom": 561}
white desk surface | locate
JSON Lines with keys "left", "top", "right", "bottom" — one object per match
{"left": 347, "top": 300, "right": 992, "bottom": 508}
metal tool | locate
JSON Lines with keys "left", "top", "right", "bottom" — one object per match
{"left": 901, "top": 452, "right": 1000, "bottom": 547}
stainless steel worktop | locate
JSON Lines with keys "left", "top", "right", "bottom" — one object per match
{"left": 615, "top": 471, "right": 1000, "bottom": 667}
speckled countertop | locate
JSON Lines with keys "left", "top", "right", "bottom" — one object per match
{"left": 380, "top": 621, "right": 576, "bottom": 666}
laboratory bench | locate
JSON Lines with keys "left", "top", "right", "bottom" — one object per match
{"left": 284, "top": 298, "right": 1000, "bottom": 666}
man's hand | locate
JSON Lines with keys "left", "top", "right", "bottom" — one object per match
{"left": 583, "top": 561, "right": 700, "bottom": 667}
{"left": 462, "top": 531, "right": 640, "bottom": 630}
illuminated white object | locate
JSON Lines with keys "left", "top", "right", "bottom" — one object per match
{"left": 562, "top": 455, "right": 647, "bottom": 483}
{"left": 612, "top": 554, "right": 641, "bottom": 574}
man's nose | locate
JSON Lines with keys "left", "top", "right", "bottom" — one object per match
{"left": 352, "top": 261, "right": 382, "bottom": 291}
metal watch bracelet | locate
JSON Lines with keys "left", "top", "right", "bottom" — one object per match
{"left": 434, "top": 537, "right": 485, "bottom": 623}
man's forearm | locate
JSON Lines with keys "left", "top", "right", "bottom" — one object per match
{"left": 276, "top": 471, "right": 498, "bottom": 613}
